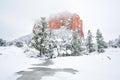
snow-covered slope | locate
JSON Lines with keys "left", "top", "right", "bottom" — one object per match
{"left": 0, "top": 46, "right": 120, "bottom": 80}
{"left": 12, "top": 33, "right": 33, "bottom": 43}
{"left": 51, "top": 26, "right": 72, "bottom": 41}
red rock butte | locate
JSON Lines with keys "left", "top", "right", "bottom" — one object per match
{"left": 33, "top": 12, "right": 84, "bottom": 37}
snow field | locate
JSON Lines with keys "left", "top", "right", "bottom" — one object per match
{"left": 0, "top": 46, "right": 120, "bottom": 80}
{"left": 0, "top": 46, "right": 43, "bottom": 80}
{"left": 42, "top": 48, "right": 120, "bottom": 80}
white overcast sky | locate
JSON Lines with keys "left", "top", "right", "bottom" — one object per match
{"left": 0, "top": 0, "right": 120, "bottom": 41}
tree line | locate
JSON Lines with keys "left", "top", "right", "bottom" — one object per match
{"left": 28, "top": 17, "right": 107, "bottom": 58}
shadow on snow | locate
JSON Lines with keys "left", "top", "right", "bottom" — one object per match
{"left": 16, "top": 59, "right": 78, "bottom": 80}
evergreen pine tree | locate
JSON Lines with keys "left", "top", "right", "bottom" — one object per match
{"left": 96, "top": 29, "right": 106, "bottom": 53}
{"left": 72, "top": 30, "right": 83, "bottom": 55}
{"left": 116, "top": 35, "right": 120, "bottom": 47}
{"left": 86, "top": 30, "right": 95, "bottom": 53}
{"left": 29, "top": 17, "right": 50, "bottom": 57}
{"left": 0, "top": 38, "right": 6, "bottom": 46}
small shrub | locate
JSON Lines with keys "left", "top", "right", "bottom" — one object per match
{"left": 15, "top": 42, "right": 23, "bottom": 47}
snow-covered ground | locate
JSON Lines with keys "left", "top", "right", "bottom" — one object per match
{"left": 0, "top": 46, "right": 120, "bottom": 80}
{"left": 0, "top": 46, "right": 43, "bottom": 80}
{"left": 46, "top": 48, "right": 120, "bottom": 80}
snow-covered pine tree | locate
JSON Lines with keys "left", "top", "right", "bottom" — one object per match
{"left": 116, "top": 35, "right": 120, "bottom": 47}
{"left": 108, "top": 35, "right": 120, "bottom": 48}
{"left": 0, "top": 38, "right": 6, "bottom": 46}
{"left": 108, "top": 40, "right": 114, "bottom": 47}
{"left": 86, "top": 30, "right": 95, "bottom": 53}
{"left": 71, "top": 30, "right": 83, "bottom": 55}
{"left": 96, "top": 29, "right": 106, "bottom": 53}
{"left": 29, "top": 17, "right": 51, "bottom": 57}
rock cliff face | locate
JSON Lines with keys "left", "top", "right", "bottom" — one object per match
{"left": 33, "top": 12, "right": 84, "bottom": 37}
{"left": 48, "top": 12, "right": 84, "bottom": 37}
